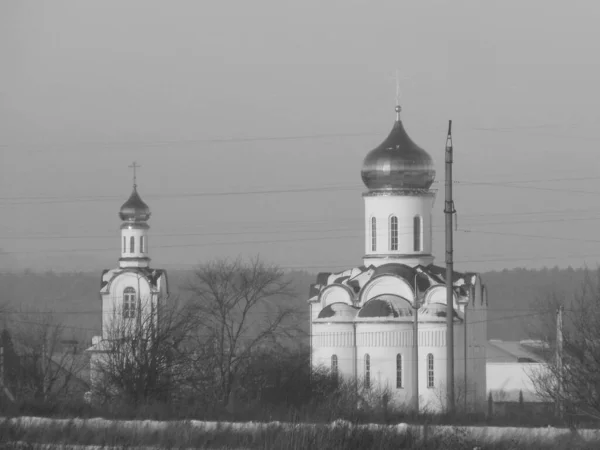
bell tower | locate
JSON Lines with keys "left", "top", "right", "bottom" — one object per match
{"left": 118, "top": 162, "right": 151, "bottom": 269}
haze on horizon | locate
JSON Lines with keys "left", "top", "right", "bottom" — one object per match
{"left": 2, "top": 0, "right": 600, "bottom": 274}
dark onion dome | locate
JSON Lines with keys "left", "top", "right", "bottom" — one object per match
{"left": 361, "top": 107, "right": 435, "bottom": 191}
{"left": 317, "top": 302, "right": 360, "bottom": 321}
{"left": 119, "top": 186, "right": 151, "bottom": 222}
{"left": 357, "top": 294, "right": 413, "bottom": 319}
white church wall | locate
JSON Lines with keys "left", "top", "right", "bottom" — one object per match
{"left": 363, "top": 194, "right": 435, "bottom": 264}
{"left": 119, "top": 223, "right": 150, "bottom": 269}
{"left": 355, "top": 323, "right": 414, "bottom": 407}
{"left": 312, "top": 323, "right": 355, "bottom": 380}
{"left": 102, "top": 272, "right": 155, "bottom": 339}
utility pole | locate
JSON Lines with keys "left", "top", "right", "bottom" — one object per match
{"left": 445, "top": 119, "right": 456, "bottom": 414}
{"left": 556, "top": 305, "right": 564, "bottom": 419}
{"left": 413, "top": 271, "right": 421, "bottom": 414}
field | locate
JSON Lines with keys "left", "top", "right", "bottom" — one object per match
{"left": 2, "top": 417, "right": 600, "bottom": 449}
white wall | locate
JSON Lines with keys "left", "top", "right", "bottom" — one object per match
{"left": 101, "top": 271, "right": 156, "bottom": 339}
{"left": 120, "top": 224, "right": 150, "bottom": 268}
{"left": 486, "top": 362, "right": 547, "bottom": 402}
{"left": 312, "top": 323, "right": 356, "bottom": 380}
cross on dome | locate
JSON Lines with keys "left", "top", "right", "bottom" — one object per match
{"left": 128, "top": 161, "right": 141, "bottom": 188}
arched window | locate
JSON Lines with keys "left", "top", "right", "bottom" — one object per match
{"left": 123, "top": 287, "right": 136, "bottom": 319}
{"left": 396, "top": 354, "right": 403, "bottom": 388}
{"left": 427, "top": 353, "right": 434, "bottom": 388}
{"left": 123, "top": 236, "right": 126, "bottom": 253}
{"left": 331, "top": 355, "right": 338, "bottom": 379}
{"left": 364, "top": 354, "right": 371, "bottom": 389}
{"left": 130, "top": 236, "right": 135, "bottom": 254}
{"left": 371, "top": 217, "right": 377, "bottom": 252}
{"left": 413, "top": 215, "right": 422, "bottom": 252}
{"left": 140, "top": 236, "right": 145, "bottom": 253}
{"left": 390, "top": 216, "right": 398, "bottom": 251}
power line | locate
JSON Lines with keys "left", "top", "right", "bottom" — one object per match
{"left": 1, "top": 174, "right": 599, "bottom": 206}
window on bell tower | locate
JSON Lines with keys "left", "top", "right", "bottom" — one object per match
{"left": 130, "top": 236, "right": 135, "bottom": 254}
{"left": 413, "top": 215, "right": 423, "bottom": 252}
{"left": 371, "top": 217, "right": 377, "bottom": 252}
{"left": 123, "top": 236, "right": 126, "bottom": 253}
{"left": 140, "top": 236, "right": 145, "bottom": 253}
{"left": 390, "top": 216, "right": 398, "bottom": 251}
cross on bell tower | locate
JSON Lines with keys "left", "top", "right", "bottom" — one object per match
{"left": 128, "top": 161, "right": 141, "bottom": 188}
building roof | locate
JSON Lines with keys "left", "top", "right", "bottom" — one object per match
{"left": 487, "top": 340, "right": 545, "bottom": 363}
{"left": 316, "top": 302, "right": 360, "bottom": 322}
{"left": 361, "top": 108, "right": 435, "bottom": 191}
{"left": 357, "top": 294, "right": 413, "bottom": 319}
{"left": 119, "top": 186, "right": 151, "bottom": 222}
{"left": 100, "top": 267, "right": 166, "bottom": 291}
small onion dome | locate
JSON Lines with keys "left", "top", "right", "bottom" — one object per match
{"left": 119, "top": 186, "right": 151, "bottom": 222}
{"left": 357, "top": 294, "right": 413, "bottom": 319}
{"left": 317, "top": 302, "right": 360, "bottom": 321}
{"left": 361, "top": 111, "right": 435, "bottom": 191}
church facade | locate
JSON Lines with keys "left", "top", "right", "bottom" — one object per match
{"left": 308, "top": 105, "right": 488, "bottom": 413}
{"left": 87, "top": 178, "right": 169, "bottom": 395}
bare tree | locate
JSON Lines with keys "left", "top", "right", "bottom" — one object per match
{"left": 91, "top": 297, "right": 198, "bottom": 406}
{"left": 528, "top": 268, "right": 600, "bottom": 422}
{"left": 186, "top": 256, "right": 301, "bottom": 408}
{"left": 10, "top": 310, "right": 87, "bottom": 402}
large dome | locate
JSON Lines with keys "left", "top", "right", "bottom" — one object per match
{"left": 119, "top": 187, "right": 151, "bottom": 222}
{"left": 361, "top": 108, "right": 435, "bottom": 191}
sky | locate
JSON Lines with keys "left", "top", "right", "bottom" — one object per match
{"left": 2, "top": 0, "right": 600, "bottom": 274}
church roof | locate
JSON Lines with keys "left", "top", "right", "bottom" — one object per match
{"left": 100, "top": 267, "right": 166, "bottom": 291}
{"left": 361, "top": 108, "right": 436, "bottom": 192}
{"left": 357, "top": 294, "right": 413, "bottom": 320}
{"left": 316, "top": 302, "right": 360, "bottom": 322}
{"left": 119, "top": 186, "right": 151, "bottom": 222}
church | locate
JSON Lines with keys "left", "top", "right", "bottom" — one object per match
{"left": 308, "top": 104, "right": 489, "bottom": 413}
{"left": 87, "top": 172, "right": 169, "bottom": 395}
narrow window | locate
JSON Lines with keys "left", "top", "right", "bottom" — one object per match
{"left": 123, "top": 287, "right": 136, "bottom": 319}
{"left": 364, "top": 354, "right": 371, "bottom": 389}
{"left": 396, "top": 354, "right": 403, "bottom": 388}
{"left": 413, "top": 215, "right": 422, "bottom": 252}
{"left": 427, "top": 353, "right": 434, "bottom": 388}
{"left": 123, "top": 236, "right": 126, "bottom": 253}
{"left": 331, "top": 355, "right": 338, "bottom": 379}
{"left": 140, "top": 236, "right": 145, "bottom": 253}
{"left": 390, "top": 216, "right": 398, "bottom": 251}
{"left": 130, "top": 236, "right": 135, "bottom": 254}
{"left": 371, "top": 217, "right": 377, "bottom": 252}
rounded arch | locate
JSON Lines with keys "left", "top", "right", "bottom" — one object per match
{"left": 359, "top": 274, "right": 414, "bottom": 307}
{"left": 319, "top": 283, "right": 355, "bottom": 308}
{"left": 423, "top": 285, "right": 458, "bottom": 309}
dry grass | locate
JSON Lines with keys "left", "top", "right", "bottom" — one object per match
{"left": 1, "top": 417, "right": 600, "bottom": 450}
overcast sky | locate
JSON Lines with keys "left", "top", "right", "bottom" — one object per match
{"left": 2, "top": 0, "right": 600, "bottom": 273}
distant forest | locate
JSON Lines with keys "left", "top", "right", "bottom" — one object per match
{"left": 0, "top": 266, "right": 594, "bottom": 346}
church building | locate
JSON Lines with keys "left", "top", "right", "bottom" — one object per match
{"left": 308, "top": 104, "right": 488, "bottom": 413}
{"left": 87, "top": 172, "right": 169, "bottom": 395}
